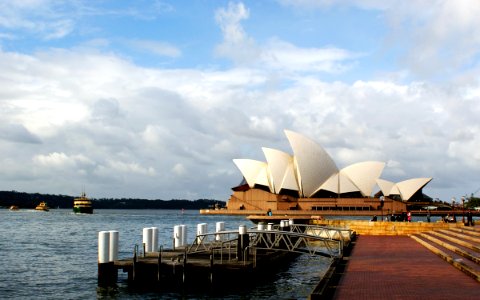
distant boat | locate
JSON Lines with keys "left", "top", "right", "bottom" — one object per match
{"left": 35, "top": 201, "right": 50, "bottom": 211}
{"left": 9, "top": 205, "right": 19, "bottom": 211}
{"left": 73, "top": 192, "right": 93, "bottom": 214}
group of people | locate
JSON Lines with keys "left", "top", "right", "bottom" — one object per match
{"left": 441, "top": 211, "right": 475, "bottom": 226}
{"left": 371, "top": 211, "right": 412, "bottom": 222}
{"left": 442, "top": 214, "right": 457, "bottom": 223}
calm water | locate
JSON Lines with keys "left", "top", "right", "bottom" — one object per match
{"left": 0, "top": 209, "right": 332, "bottom": 299}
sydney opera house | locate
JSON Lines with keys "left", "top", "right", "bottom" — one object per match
{"left": 227, "top": 130, "right": 432, "bottom": 214}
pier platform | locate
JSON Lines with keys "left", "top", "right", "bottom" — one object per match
{"left": 99, "top": 224, "right": 353, "bottom": 294}
{"left": 113, "top": 247, "right": 300, "bottom": 292}
{"left": 330, "top": 235, "right": 479, "bottom": 299}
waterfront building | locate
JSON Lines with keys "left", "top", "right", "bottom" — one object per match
{"left": 227, "top": 130, "right": 432, "bottom": 213}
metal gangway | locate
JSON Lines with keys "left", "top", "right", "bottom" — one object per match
{"left": 277, "top": 223, "right": 355, "bottom": 247}
{"left": 186, "top": 224, "right": 352, "bottom": 265}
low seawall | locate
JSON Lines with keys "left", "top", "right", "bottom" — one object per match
{"left": 312, "top": 219, "right": 471, "bottom": 235}
{"left": 200, "top": 208, "right": 479, "bottom": 217}
{"left": 200, "top": 209, "right": 391, "bottom": 216}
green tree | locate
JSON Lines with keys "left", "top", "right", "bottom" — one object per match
{"left": 466, "top": 196, "right": 480, "bottom": 208}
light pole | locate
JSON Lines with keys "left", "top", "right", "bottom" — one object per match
{"left": 450, "top": 197, "right": 456, "bottom": 222}
{"left": 380, "top": 196, "right": 384, "bottom": 221}
{"left": 462, "top": 196, "right": 465, "bottom": 224}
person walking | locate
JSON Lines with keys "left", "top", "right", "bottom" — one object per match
{"left": 467, "top": 210, "right": 474, "bottom": 226}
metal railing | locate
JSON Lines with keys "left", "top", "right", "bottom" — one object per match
{"left": 186, "top": 224, "right": 347, "bottom": 264}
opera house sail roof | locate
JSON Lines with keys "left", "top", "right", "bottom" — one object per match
{"left": 233, "top": 130, "right": 432, "bottom": 201}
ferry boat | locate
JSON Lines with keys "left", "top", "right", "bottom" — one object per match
{"left": 35, "top": 201, "right": 50, "bottom": 211}
{"left": 73, "top": 192, "right": 93, "bottom": 214}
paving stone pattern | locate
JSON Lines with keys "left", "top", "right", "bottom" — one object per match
{"left": 333, "top": 236, "right": 479, "bottom": 300}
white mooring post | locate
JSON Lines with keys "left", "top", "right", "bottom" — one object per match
{"left": 257, "top": 222, "right": 266, "bottom": 230}
{"left": 98, "top": 231, "right": 110, "bottom": 264}
{"left": 151, "top": 227, "right": 159, "bottom": 252}
{"left": 180, "top": 225, "right": 187, "bottom": 247}
{"left": 98, "top": 230, "right": 117, "bottom": 286}
{"left": 197, "top": 223, "right": 207, "bottom": 244}
{"left": 174, "top": 225, "right": 183, "bottom": 248}
{"left": 280, "top": 220, "right": 290, "bottom": 231}
{"left": 237, "top": 225, "right": 249, "bottom": 261}
{"left": 143, "top": 227, "right": 153, "bottom": 254}
{"left": 267, "top": 223, "right": 274, "bottom": 230}
{"left": 109, "top": 230, "right": 119, "bottom": 262}
{"left": 215, "top": 221, "right": 225, "bottom": 241}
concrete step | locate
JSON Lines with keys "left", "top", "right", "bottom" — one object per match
{"left": 437, "top": 229, "right": 480, "bottom": 244}
{"left": 448, "top": 227, "right": 480, "bottom": 238}
{"left": 428, "top": 231, "right": 480, "bottom": 252}
{"left": 418, "top": 232, "right": 480, "bottom": 265}
{"left": 411, "top": 233, "right": 480, "bottom": 282}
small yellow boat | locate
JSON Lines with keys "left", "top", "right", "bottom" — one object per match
{"left": 35, "top": 201, "right": 50, "bottom": 211}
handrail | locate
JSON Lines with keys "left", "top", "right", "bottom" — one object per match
{"left": 186, "top": 227, "right": 344, "bottom": 260}
{"left": 254, "top": 224, "right": 353, "bottom": 247}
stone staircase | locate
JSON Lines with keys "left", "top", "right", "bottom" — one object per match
{"left": 411, "top": 226, "right": 480, "bottom": 282}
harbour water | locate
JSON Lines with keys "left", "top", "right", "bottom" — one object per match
{"left": 0, "top": 209, "right": 332, "bottom": 299}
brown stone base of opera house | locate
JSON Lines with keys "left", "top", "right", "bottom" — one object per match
{"left": 224, "top": 188, "right": 406, "bottom": 213}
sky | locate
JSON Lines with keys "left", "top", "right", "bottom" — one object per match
{"left": 0, "top": 0, "right": 479, "bottom": 202}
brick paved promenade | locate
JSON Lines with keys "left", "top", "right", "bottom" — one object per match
{"left": 333, "top": 236, "right": 479, "bottom": 299}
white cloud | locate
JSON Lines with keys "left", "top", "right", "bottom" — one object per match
{"left": 33, "top": 152, "right": 94, "bottom": 169}
{"left": 0, "top": 1, "right": 479, "bottom": 202}
{"left": 215, "top": 2, "right": 260, "bottom": 65}
{"left": 172, "top": 163, "right": 186, "bottom": 176}
{"left": 262, "top": 38, "right": 359, "bottom": 73}
{"left": 214, "top": 2, "right": 358, "bottom": 73}
{"left": 33, "top": 152, "right": 73, "bottom": 168}
{"left": 107, "top": 159, "right": 156, "bottom": 176}
{"left": 127, "top": 39, "right": 181, "bottom": 57}
{"left": 0, "top": 44, "right": 478, "bottom": 200}
{"left": 249, "top": 116, "right": 277, "bottom": 135}
{"left": 279, "top": 0, "right": 480, "bottom": 79}
{"left": 142, "top": 125, "right": 171, "bottom": 145}
{"left": 211, "top": 140, "right": 235, "bottom": 157}
{"left": 0, "top": 123, "right": 42, "bottom": 144}
{"left": 43, "top": 19, "right": 74, "bottom": 40}
{"left": 0, "top": 1, "right": 75, "bottom": 40}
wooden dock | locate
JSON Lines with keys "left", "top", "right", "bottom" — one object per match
{"left": 112, "top": 247, "right": 300, "bottom": 292}
{"left": 98, "top": 224, "right": 354, "bottom": 294}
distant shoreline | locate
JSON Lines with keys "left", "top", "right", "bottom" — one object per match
{"left": 0, "top": 190, "right": 225, "bottom": 210}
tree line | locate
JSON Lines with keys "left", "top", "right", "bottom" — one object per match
{"left": 0, "top": 191, "right": 225, "bottom": 210}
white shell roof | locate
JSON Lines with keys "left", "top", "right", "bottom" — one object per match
{"left": 342, "top": 161, "right": 385, "bottom": 196}
{"left": 396, "top": 178, "right": 432, "bottom": 201}
{"left": 232, "top": 159, "right": 269, "bottom": 189}
{"left": 285, "top": 130, "right": 338, "bottom": 197}
{"left": 376, "top": 177, "right": 432, "bottom": 201}
{"left": 376, "top": 178, "right": 395, "bottom": 195}
{"left": 232, "top": 130, "right": 432, "bottom": 199}
{"left": 319, "top": 172, "right": 358, "bottom": 194}
{"left": 262, "top": 147, "right": 299, "bottom": 193}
